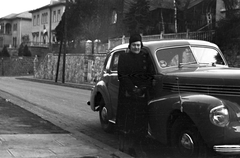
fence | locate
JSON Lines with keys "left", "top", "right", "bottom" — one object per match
{"left": 108, "top": 30, "right": 215, "bottom": 49}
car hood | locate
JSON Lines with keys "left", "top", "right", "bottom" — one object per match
{"left": 163, "top": 67, "right": 240, "bottom": 95}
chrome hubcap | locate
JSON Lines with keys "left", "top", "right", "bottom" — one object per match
{"left": 101, "top": 107, "right": 108, "bottom": 122}
{"left": 180, "top": 133, "right": 194, "bottom": 155}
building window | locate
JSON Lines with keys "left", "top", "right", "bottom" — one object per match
{"left": 13, "top": 23, "right": 17, "bottom": 31}
{"left": 57, "top": 9, "right": 61, "bottom": 22}
{"left": 33, "top": 14, "right": 40, "bottom": 26}
{"left": 5, "top": 23, "right": 11, "bottom": 35}
{"left": 33, "top": 15, "right": 36, "bottom": 26}
{"left": 41, "top": 12, "right": 48, "bottom": 24}
{"left": 0, "top": 37, "right": 3, "bottom": 47}
{"left": 37, "top": 14, "right": 40, "bottom": 25}
{"left": 0, "top": 23, "right": 4, "bottom": 34}
{"left": 53, "top": 10, "right": 56, "bottom": 22}
{"left": 13, "top": 37, "right": 17, "bottom": 48}
{"left": 111, "top": 9, "right": 117, "bottom": 24}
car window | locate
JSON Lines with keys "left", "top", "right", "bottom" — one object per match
{"left": 156, "top": 46, "right": 196, "bottom": 68}
{"left": 191, "top": 46, "right": 225, "bottom": 65}
{"left": 110, "top": 51, "right": 125, "bottom": 72}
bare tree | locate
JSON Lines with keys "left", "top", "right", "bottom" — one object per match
{"left": 124, "top": 0, "right": 150, "bottom": 34}
{"left": 81, "top": 15, "right": 101, "bottom": 54}
{"left": 176, "top": 0, "right": 191, "bottom": 31}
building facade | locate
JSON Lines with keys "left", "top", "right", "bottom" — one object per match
{"left": 0, "top": 12, "right": 32, "bottom": 49}
{"left": 98, "top": 0, "right": 238, "bottom": 39}
{"left": 29, "top": 0, "right": 65, "bottom": 47}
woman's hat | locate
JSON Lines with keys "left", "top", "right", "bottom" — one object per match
{"left": 128, "top": 34, "right": 143, "bottom": 48}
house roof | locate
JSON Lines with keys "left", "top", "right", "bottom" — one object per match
{"left": 29, "top": 1, "right": 65, "bottom": 13}
{"left": 0, "top": 11, "right": 32, "bottom": 20}
{"left": 123, "top": 0, "right": 174, "bottom": 13}
{"left": 149, "top": 0, "right": 174, "bottom": 10}
{"left": 2, "top": 13, "right": 17, "bottom": 19}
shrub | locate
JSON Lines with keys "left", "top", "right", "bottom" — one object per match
{"left": 214, "top": 15, "right": 240, "bottom": 67}
{"left": 0, "top": 46, "right": 10, "bottom": 57}
{"left": 18, "top": 43, "right": 24, "bottom": 56}
{"left": 23, "top": 45, "right": 32, "bottom": 57}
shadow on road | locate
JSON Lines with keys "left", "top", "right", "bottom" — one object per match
{"left": 0, "top": 97, "right": 68, "bottom": 134}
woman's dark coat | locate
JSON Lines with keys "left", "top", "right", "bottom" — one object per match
{"left": 116, "top": 50, "right": 153, "bottom": 137}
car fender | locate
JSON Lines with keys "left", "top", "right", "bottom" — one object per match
{"left": 90, "top": 80, "right": 110, "bottom": 111}
{"left": 149, "top": 92, "right": 226, "bottom": 145}
{"left": 173, "top": 93, "right": 227, "bottom": 146}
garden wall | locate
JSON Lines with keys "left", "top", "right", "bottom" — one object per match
{"left": 34, "top": 53, "right": 106, "bottom": 84}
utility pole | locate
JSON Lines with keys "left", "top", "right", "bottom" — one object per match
{"left": 173, "top": 0, "right": 178, "bottom": 34}
{"left": 62, "top": 0, "right": 69, "bottom": 83}
{"left": 55, "top": 39, "right": 62, "bottom": 83}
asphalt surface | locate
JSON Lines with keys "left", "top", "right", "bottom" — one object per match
{"left": 13, "top": 76, "right": 170, "bottom": 158}
{"left": 0, "top": 76, "right": 132, "bottom": 158}
{"left": 0, "top": 97, "right": 68, "bottom": 134}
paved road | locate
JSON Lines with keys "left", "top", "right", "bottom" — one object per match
{"left": 0, "top": 76, "right": 116, "bottom": 145}
{"left": 0, "top": 76, "right": 173, "bottom": 158}
{"left": 0, "top": 97, "right": 67, "bottom": 134}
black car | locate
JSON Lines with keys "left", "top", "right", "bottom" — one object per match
{"left": 88, "top": 39, "right": 240, "bottom": 157}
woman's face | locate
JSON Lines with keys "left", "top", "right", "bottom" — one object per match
{"left": 130, "top": 41, "right": 141, "bottom": 54}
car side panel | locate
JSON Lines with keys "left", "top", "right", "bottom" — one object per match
{"left": 148, "top": 93, "right": 181, "bottom": 143}
{"left": 106, "top": 72, "right": 119, "bottom": 121}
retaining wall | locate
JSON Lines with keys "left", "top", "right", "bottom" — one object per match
{"left": 34, "top": 53, "right": 106, "bottom": 84}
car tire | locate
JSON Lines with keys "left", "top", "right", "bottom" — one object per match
{"left": 99, "top": 98, "right": 114, "bottom": 133}
{"left": 171, "top": 116, "right": 208, "bottom": 158}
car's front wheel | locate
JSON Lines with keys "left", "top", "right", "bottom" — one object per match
{"left": 171, "top": 116, "right": 208, "bottom": 158}
{"left": 99, "top": 98, "right": 114, "bottom": 133}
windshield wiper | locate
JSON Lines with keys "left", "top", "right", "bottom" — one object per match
{"left": 178, "top": 61, "right": 197, "bottom": 68}
{"left": 198, "top": 62, "right": 217, "bottom": 67}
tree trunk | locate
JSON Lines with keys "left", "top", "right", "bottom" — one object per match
{"left": 160, "top": 9, "right": 165, "bottom": 33}
{"left": 92, "top": 40, "right": 95, "bottom": 54}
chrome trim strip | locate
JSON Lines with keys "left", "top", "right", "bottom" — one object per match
{"left": 109, "top": 120, "right": 116, "bottom": 124}
{"left": 148, "top": 98, "right": 167, "bottom": 105}
{"left": 214, "top": 145, "right": 240, "bottom": 155}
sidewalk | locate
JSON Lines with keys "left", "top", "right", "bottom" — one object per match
{"left": 0, "top": 76, "right": 132, "bottom": 158}
{"left": 0, "top": 133, "right": 131, "bottom": 158}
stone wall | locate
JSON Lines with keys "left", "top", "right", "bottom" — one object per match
{"left": 34, "top": 53, "right": 106, "bottom": 84}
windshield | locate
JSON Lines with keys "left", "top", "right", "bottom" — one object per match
{"left": 156, "top": 46, "right": 226, "bottom": 68}
{"left": 191, "top": 46, "right": 226, "bottom": 65}
{"left": 156, "top": 46, "right": 197, "bottom": 68}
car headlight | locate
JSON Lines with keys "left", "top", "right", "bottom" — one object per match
{"left": 209, "top": 105, "right": 229, "bottom": 127}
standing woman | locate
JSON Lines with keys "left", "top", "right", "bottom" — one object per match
{"left": 116, "top": 34, "right": 152, "bottom": 157}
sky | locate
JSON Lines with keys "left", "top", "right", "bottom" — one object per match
{"left": 0, "top": 0, "right": 51, "bottom": 17}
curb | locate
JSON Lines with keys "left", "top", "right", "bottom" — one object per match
{"left": 16, "top": 77, "right": 94, "bottom": 91}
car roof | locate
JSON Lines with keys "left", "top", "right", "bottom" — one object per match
{"left": 111, "top": 39, "right": 218, "bottom": 52}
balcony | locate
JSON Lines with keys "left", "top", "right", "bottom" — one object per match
{"left": 27, "top": 42, "right": 49, "bottom": 48}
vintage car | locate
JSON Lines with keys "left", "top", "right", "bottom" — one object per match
{"left": 88, "top": 39, "right": 240, "bottom": 157}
